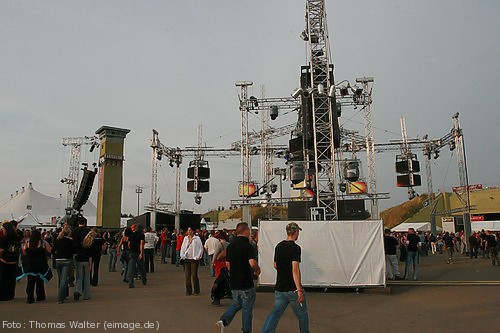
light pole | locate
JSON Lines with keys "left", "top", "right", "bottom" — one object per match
{"left": 135, "top": 186, "right": 143, "bottom": 216}
{"left": 274, "top": 167, "right": 287, "bottom": 220}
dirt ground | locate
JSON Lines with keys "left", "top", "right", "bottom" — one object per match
{"left": 1, "top": 252, "right": 499, "bottom": 333}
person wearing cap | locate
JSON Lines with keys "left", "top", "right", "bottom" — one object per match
{"left": 261, "top": 222, "right": 309, "bottom": 333}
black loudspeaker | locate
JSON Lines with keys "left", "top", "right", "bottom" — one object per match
{"left": 187, "top": 180, "right": 210, "bottom": 193}
{"left": 187, "top": 166, "right": 210, "bottom": 179}
{"left": 397, "top": 174, "right": 422, "bottom": 187}
{"left": 337, "top": 200, "right": 369, "bottom": 220}
{"left": 396, "top": 160, "right": 420, "bottom": 174}
{"left": 72, "top": 169, "right": 96, "bottom": 210}
{"left": 287, "top": 201, "right": 313, "bottom": 220}
{"left": 289, "top": 136, "right": 303, "bottom": 161}
{"left": 344, "top": 161, "right": 360, "bottom": 182}
{"left": 290, "top": 162, "right": 305, "bottom": 185}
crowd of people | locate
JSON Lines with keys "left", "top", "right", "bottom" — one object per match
{"left": 384, "top": 227, "right": 500, "bottom": 280}
{"left": 0, "top": 218, "right": 308, "bottom": 332}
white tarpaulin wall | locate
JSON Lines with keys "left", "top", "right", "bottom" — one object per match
{"left": 258, "top": 220, "right": 385, "bottom": 288}
{"left": 471, "top": 221, "right": 500, "bottom": 231}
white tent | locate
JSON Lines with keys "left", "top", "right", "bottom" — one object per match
{"left": 391, "top": 222, "right": 431, "bottom": 232}
{"left": 471, "top": 221, "right": 500, "bottom": 231}
{"left": 0, "top": 183, "right": 96, "bottom": 227}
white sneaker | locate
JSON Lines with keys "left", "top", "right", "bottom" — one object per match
{"left": 215, "top": 320, "right": 225, "bottom": 333}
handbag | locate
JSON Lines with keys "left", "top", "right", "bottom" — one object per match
{"left": 179, "top": 238, "right": 194, "bottom": 265}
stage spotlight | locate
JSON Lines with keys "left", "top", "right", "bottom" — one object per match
{"left": 328, "top": 85, "right": 336, "bottom": 97}
{"left": 340, "top": 86, "right": 349, "bottom": 96}
{"left": 354, "top": 85, "right": 363, "bottom": 96}
{"left": 291, "top": 88, "right": 303, "bottom": 99}
{"left": 302, "top": 88, "right": 314, "bottom": 98}
{"left": 300, "top": 30, "right": 309, "bottom": 41}
{"left": 270, "top": 105, "right": 279, "bottom": 120}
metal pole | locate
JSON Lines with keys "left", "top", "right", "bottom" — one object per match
{"left": 279, "top": 174, "right": 283, "bottom": 220}
{"left": 175, "top": 162, "right": 181, "bottom": 232}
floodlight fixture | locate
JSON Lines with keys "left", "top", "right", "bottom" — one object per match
{"left": 302, "top": 88, "right": 314, "bottom": 98}
{"left": 340, "top": 86, "right": 349, "bottom": 96}
{"left": 328, "top": 85, "right": 336, "bottom": 97}
{"left": 249, "top": 96, "right": 258, "bottom": 108}
{"left": 291, "top": 88, "right": 303, "bottom": 99}
{"left": 317, "top": 84, "right": 325, "bottom": 95}
{"left": 354, "top": 85, "right": 363, "bottom": 96}
{"left": 195, "top": 195, "right": 202, "bottom": 205}
{"left": 270, "top": 105, "right": 279, "bottom": 120}
{"left": 89, "top": 142, "right": 98, "bottom": 153}
{"left": 300, "top": 30, "right": 309, "bottom": 41}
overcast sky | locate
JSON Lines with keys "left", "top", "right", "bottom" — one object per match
{"left": 1, "top": 0, "right": 499, "bottom": 216}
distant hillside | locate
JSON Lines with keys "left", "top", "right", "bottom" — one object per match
{"left": 203, "top": 196, "right": 430, "bottom": 228}
{"left": 380, "top": 194, "right": 428, "bottom": 229}
{"left": 202, "top": 206, "right": 287, "bottom": 224}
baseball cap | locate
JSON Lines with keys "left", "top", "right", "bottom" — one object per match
{"left": 286, "top": 222, "right": 302, "bottom": 233}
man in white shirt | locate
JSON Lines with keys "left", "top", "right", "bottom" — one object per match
{"left": 144, "top": 227, "right": 158, "bottom": 273}
{"left": 205, "top": 232, "right": 221, "bottom": 277}
{"left": 180, "top": 227, "right": 204, "bottom": 295}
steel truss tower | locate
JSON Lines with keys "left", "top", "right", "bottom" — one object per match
{"left": 305, "top": 0, "right": 337, "bottom": 220}
{"left": 357, "top": 77, "right": 377, "bottom": 218}
{"left": 61, "top": 136, "right": 99, "bottom": 209}
{"left": 236, "top": 81, "right": 254, "bottom": 224}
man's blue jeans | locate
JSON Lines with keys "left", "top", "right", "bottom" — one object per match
{"left": 56, "top": 260, "right": 72, "bottom": 302}
{"left": 108, "top": 248, "right": 117, "bottom": 272}
{"left": 75, "top": 261, "right": 90, "bottom": 299}
{"left": 127, "top": 253, "right": 147, "bottom": 287}
{"left": 404, "top": 251, "right": 419, "bottom": 280}
{"left": 261, "top": 290, "right": 309, "bottom": 333}
{"left": 220, "top": 288, "right": 256, "bottom": 333}
{"left": 208, "top": 254, "right": 215, "bottom": 276}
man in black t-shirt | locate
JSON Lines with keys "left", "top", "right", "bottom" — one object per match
{"left": 384, "top": 229, "right": 400, "bottom": 280}
{"left": 261, "top": 222, "right": 309, "bottom": 333}
{"left": 486, "top": 231, "right": 500, "bottom": 266}
{"left": 127, "top": 224, "right": 146, "bottom": 288}
{"left": 442, "top": 232, "right": 455, "bottom": 264}
{"left": 404, "top": 228, "right": 421, "bottom": 281}
{"left": 72, "top": 215, "right": 91, "bottom": 301}
{"left": 215, "top": 222, "right": 260, "bottom": 333}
